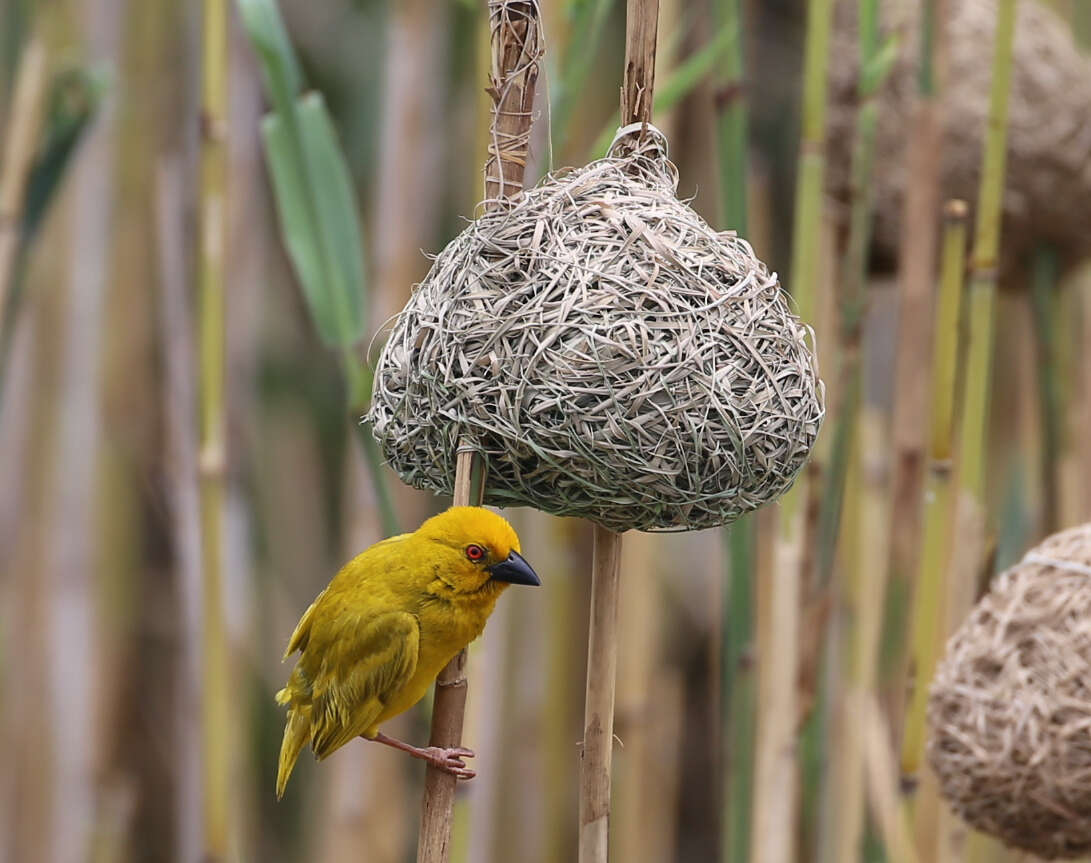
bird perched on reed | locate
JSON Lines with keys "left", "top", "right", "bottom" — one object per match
{"left": 275, "top": 506, "right": 540, "bottom": 798}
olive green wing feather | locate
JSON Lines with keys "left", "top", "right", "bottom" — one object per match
{"left": 302, "top": 610, "right": 420, "bottom": 759}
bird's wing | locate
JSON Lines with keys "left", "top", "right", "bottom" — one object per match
{"left": 308, "top": 610, "right": 420, "bottom": 759}
{"left": 282, "top": 535, "right": 412, "bottom": 660}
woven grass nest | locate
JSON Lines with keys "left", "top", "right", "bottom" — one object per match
{"left": 828, "top": 0, "right": 1091, "bottom": 277}
{"left": 927, "top": 523, "right": 1091, "bottom": 859}
{"left": 368, "top": 127, "right": 823, "bottom": 532}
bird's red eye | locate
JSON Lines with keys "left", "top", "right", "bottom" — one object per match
{"left": 466, "top": 544, "right": 486, "bottom": 562}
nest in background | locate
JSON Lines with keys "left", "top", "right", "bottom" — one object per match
{"left": 828, "top": 0, "right": 1091, "bottom": 277}
{"left": 928, "top": 523, "right": 1091, "bottom": 859}
{"left": 369, "top": 128, "right": 823, "bottom": 532}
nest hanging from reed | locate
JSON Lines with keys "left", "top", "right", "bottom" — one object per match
{"left": 927, "top": 523, "right": 1091, "bottom": 859}
{"left": 827, "top": 0, "right": 1091, "bottom": 277}
{"left": 368, "top": 127, "right": 823, "bottom": 533}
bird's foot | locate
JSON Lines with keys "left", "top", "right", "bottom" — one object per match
{"left": 369, "top": 731, "right": 476, "bottom": 780}
{"left": 420, "top": 745, "right": 476, "bottom": 780}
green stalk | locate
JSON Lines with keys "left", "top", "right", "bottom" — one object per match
{"left": 1030, "top": 244, "right": 1060, "bottom": 532}
{"left": 712, "top": 2, "right": 753, "bottom": 860}
{"left": 880, "top": 0, "right": 943, "bottom": 737}
{"left": 750, "top": 3, "right": 832, "bottom": 862}
{"left": 899, "top": 200, "right": 968, "bottom": 795}
{"left": 714, "top": 0, "right": 746, "bottom": 235}
{"left": 816, "top": 0, "right": 890, "bottom": 589}
{"left": 198, "top": 0, "right": 231, "bottom": 857}
{"left": 787, "top": 0, "right": 834, "bottom": 327}
{"left": 957, "top": 0, "right": 1017, "bottom": 509}
{"left": 721, "top": 522, "right": 755, "bottom": 863}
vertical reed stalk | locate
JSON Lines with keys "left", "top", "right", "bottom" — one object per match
{"left": 751, "top": 1, "right": 832, "bottom": 861}
{"left": 826, "top": 400, "right": 889, "bottom": 863}
{"left": 0, "top": 37, "right": 45, "bottom": 365}
{"left": 578, "top": 5, "right": 656, "bottom": 862}
{"left": 806, "top": 6, "right": 888, "bottom": 850}
{"left": 816, "top": 0, "right": 885, "bottom": 589}
{"left": 580, "top": 523, "right": 624, "bottom": 863}
{"left": 721, "top": 520, "right": 755, "bottom": 863}
{"left": 1077, "top": 10, "right": 1091, "bottom": 524}
{"left": 416, "top": 6, "right": 541, "bottom": 862}
{"left": 898, "top": 201, "right": 968, "bottom": 854}
{"left": 881, "top": 0, "right": 945, "bottom": 732}
{"left": 955, "top": 0, "right": 1016, "bottom": 513}
{"left": 714, "top": 0, "right": 746, "bottom": 237}
{"left": 941, "top": 5, "right": 1018, "bottom": 857}
{"left": 198, "top": 0, "right": 231, "bottom": 858}
{"left": 1029, "top": 244, "right": 1060, "bottom": 533}
{"left": 155, "top": 159, "right": 204, "bottom": 863}
{"left": 711, "top": 3, "right": 755, "bottom": 860}
{"left": 39, "top": 1, "right": 119, "bottom": 858}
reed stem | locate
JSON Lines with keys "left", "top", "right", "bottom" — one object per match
{"left": 416, "top": 6, "right": 541, "bottom": 861}
{"left": 711, "top": 3, "right": 755, "bottom": 860}
{"left": 882, "top": 0, "right": 945, "bottom": 734}
{"left": 579, "top": 524, "right": 623, "bottom": 863}
{"left": 957, "top": 0, "right": 1016, "bottom": 507}
{"left": 714, "top": 0, "right": 746, "bottom": 236}
{"left": 899, "top": 202, "right": 968, "bottom": 843}
{"left": 828, "top": 405, "right": 888, "bottom": 863}
{"left": 816, "top": 0, "right": 885, "bottom": 590}
{"left": 578, "top": 5, "right": 657, "bottom": 861}
{"left": 750, "top": 1, "right": 832, "bottom": 861}
{"left": 937, "top": 5, "right": 1017, "bottom": 856}
{"left": 198, "top": 0, "right": 231, "bottom": 857}
{"left": 1030, "top": 244, "right": 1060, "bottom": 533}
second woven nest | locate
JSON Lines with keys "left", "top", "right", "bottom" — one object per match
{"left": 828, "top": 0, "right": 1091, "bottom": 277}
{"left": 369, "top": 131, "right": 823, "bottom": 532}
{"left": 928, "top": 523, "right": 1091, "bottom": 859}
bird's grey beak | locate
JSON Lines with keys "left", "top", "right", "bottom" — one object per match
{"left": 488, "top": 550, "right": 541, "bottom": 586}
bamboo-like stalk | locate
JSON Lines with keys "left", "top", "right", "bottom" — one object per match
{"left": 612, "top": 531, "right": 662, "bottom": 863}
{"left": 881, "top": 0, "right": 946, "bottom": 733}
{"left": 1030, "top": 244, "right": 1060, "bottom": 533}
{"left": 862, "top": 695, "right": 919, "bottom": 863}
{"left": 898, "top": 201, "right": 968, "bottom": 855}
{"left": 711, "top": 2, "right": 755, "bottom": 860}
{"left": 1075, "top": 1, "right": 1091, "bottom": 535}
{"left": 714, "top": 0, "right": 747, "bottom": 237}
{"left": 805, "top": 5, "right": 887, "bottom": 852}
{"left": 828, "top": 405, "right": 890, "bottom": 863}
{"left": 721, "top": 519, "right": 756, "bottom": 863}
{"left": 40, "top": 1, "right": 121, "bottom": 858}
{"left": 579, "top": 523, "right": 623, "bottom": 863}
{"left": 939, "top": 5, "right": 1018, "bottom": 859}
{"left": 578, "top": 5, "right": 656, "bottom": 861}
{"left": 416, "top": 6, "right": 541, "bottom": 862}
{"left": 198, "top": 0, "right": 231, "bottom": 857}
{"left": 0, "top": 37, "right": 46, "bottom": 360}
{"left": 155, "top": 159, "right": 204, "bottom": 863}
{"left": 750, "top": 2, "right": 832, "bottom": 861}
{"left": 955, "top": 0, "right": 1016, "bottom": 514}
{"left": 815, "top": 0, "right": 885, "bottom": 589}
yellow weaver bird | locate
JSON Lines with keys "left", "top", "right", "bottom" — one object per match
{"left": 275, "top": 506, "right": 540, "bottom": 798}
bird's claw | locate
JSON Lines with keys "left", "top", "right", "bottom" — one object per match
{"left": 424, "top": 746, "right": 477, "bottom": 780}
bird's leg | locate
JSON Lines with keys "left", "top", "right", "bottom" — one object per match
{"left": 368, "top": 731, "right": 476, "bottom": 780}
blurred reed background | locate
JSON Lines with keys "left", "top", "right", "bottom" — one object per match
{"left": 0, "top": 0, "right": 1089, "bottom": 862}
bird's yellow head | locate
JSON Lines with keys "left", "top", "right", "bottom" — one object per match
{"left": 416, "top": 506, "right": 540, "bottom": 596}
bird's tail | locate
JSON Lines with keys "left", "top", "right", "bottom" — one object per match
{"left": 276, "top": 687, "right": 311, "bottom": 800}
